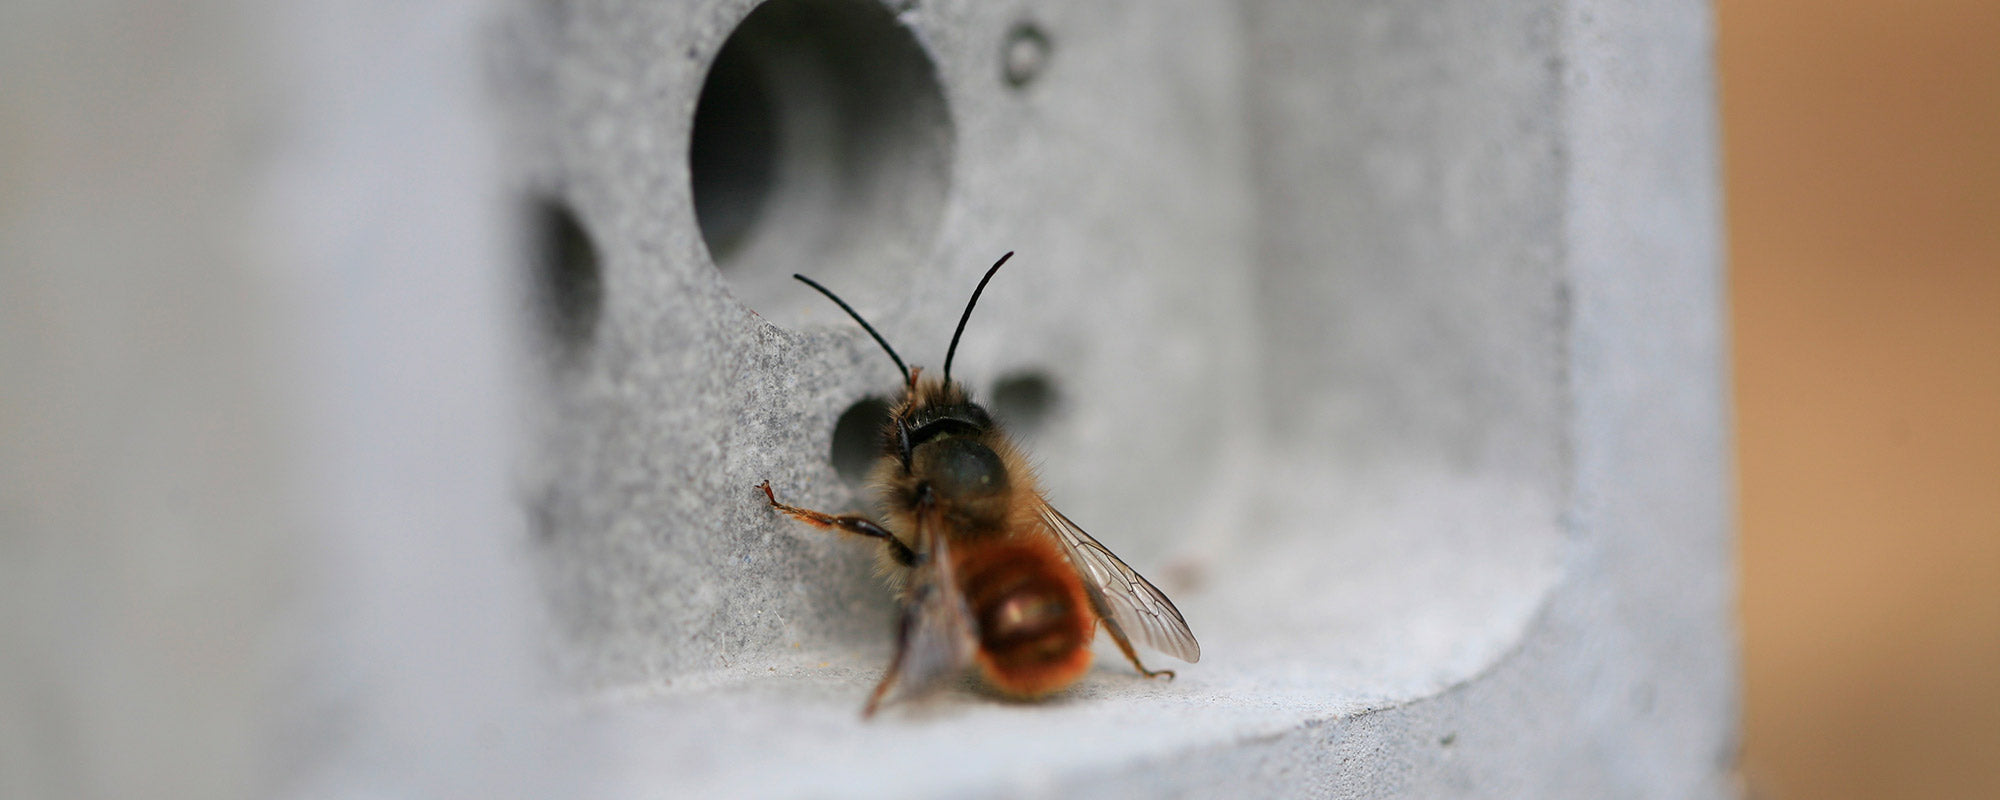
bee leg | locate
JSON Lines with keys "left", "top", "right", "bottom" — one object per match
{"left": 757, "top": 481, "right": 916, "bottom": 567}
{"left": 860, "top": 603, "right": 919, "bottom": 718}
{"left": 1098, "top": 615, "right": 1176, "bottom": 681}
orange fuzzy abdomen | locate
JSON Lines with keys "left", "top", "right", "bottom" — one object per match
{"left": 955, "top": 537, "right": 1096, "bottom": 697}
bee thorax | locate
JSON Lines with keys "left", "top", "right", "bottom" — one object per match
{"left": 912, "top": 436, "right": 1009, "bottom": 497}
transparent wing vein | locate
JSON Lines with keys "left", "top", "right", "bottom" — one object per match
{"left": 1037, "top": 501, "right": 1200, "bottom": 663}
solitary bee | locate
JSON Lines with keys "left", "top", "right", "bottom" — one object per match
{"left": 758, "top": 252, "right": 1200, "bottom": 717}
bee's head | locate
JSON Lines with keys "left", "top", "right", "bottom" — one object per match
{"left": 888, "top": 373, "right": 995, "bottom": 474}
{"left": 794, "top": 252, "right": 1016, "bottom": 474}
{"left": 900, "top": 378, "right": 1012, "bottom": 523}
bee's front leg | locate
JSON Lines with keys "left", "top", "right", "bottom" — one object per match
{"left": 756, "top": 481, "right": 916, "bottom": 567}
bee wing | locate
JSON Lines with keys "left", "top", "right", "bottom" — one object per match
{"left": 887, "top": 518, "right": 980, "bottom": 696}
{"left": 1036, "top": 500, "right": 1201, "bottom": 663}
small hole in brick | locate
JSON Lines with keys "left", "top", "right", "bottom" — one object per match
{"left": 530, "top": 198, "right": 601, "bottom": 355}
{"left": 831, "top": 398, "right": 894, "bottom": 485}
{"left": 1001, "top": 21, "right": 1052, "bottom": 88}
{"left": 989, "top": 371, "right": 1058, "bottom": 436}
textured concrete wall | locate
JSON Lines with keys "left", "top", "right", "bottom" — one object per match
{"left": 2, "top": 0, "right": 1732, "bottom": 797}
{"left": 499, "top": 0, "right": 1256, "bottom": 689}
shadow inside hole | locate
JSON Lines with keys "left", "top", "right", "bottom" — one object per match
{"left": 689, "top": 40, "right": 778, "bottom": 260}
{"left": 529, "top": 198, "right": 602, "bottom": 356}
{"left": 831, "top": 398, "right": 894, "bottom": 485}
{"left": 989, "top": 371, "right": 1058, "bottom": 436}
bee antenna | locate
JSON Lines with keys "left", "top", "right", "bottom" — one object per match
{"left": 942, "top": 251, "right": 1014, "bottom": 386}
{"left": 793, "top": 274, "right": 911, "bottom": 385}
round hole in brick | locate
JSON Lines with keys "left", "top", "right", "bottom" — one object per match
{"left": 989, "top": 370, "right": 1058, "bottom": 437}
{"left": 1001, "top": 20, "right": 1052, "bottom": 88}
{"left": 689, "top": 0, "right": 952, "bottom": 328}
{"left": 831, "top": 397, "right": 894, "bottom": 485}
{"left": 529, "top": 197, "right": 602, "bottom": 355}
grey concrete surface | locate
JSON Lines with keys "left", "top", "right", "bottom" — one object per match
{"left": 1, "top": 0, "right": 1732, "bottom": 797}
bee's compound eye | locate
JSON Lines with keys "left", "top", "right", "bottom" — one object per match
{"left": 917, "top": 437, "right": 1009, "bottom": 498}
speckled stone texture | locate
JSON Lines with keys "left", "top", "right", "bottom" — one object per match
{"left": 500, "top": 0, "right": 1733, "bottom": 795}
{"left": 2, "top": 0, "right": 1732, "bottom": 797}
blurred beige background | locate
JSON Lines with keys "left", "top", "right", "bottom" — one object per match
{"left": 1721, "top": 0, "right": 2000, "bottom": 797}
